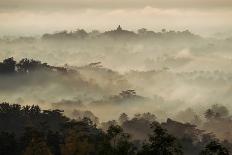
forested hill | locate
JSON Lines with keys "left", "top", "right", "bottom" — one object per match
{"left": 0, "top": 102, "right": 230, "bottom": 155}
{"left": 41, "top": 26, "right": 200, "bottom": 41}
{"left": 1, "top": 57, "right": 232, "bottom": 155}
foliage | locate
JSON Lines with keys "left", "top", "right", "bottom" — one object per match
{"left": 0, "top": 57, "right": 70, "bottom": 75}
{"left": 138, "top": 123, "right": 183, "bottom": 155}
{"left": 0, "top": 102, "right": 231, "bottom": 155}
{"left": 200, "top": 141, "right": 229, "bottom": 155}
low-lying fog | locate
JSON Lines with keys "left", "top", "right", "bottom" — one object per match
{"left": 0, "top": 28, "right": 232, "bottom": 124}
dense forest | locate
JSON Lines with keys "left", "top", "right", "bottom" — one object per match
{"left": 0, "top": 102, "right": 231, "bottom": 155}
{"left": 0, "top": 57, "right": 232, "bottom": 155}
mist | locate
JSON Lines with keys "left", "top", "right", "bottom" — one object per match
{"left": 1, "top": 1, "right": 232, "bottom": 154}
{"left": 1, "top": 28, "right": 232, "bottom": 123}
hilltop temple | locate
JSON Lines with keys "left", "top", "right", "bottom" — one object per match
{"left": 116, "top": 25, "right": 122, "bottom": 31}
{"left": 103, "top": 25, "right": 136, "bottom": 38}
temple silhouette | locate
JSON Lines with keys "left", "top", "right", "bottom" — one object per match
{"left": 116, "top": 25, "right": 122, "bottom": 31}
{"left": 103, "top": 25, "right": 136, "bottom": 38}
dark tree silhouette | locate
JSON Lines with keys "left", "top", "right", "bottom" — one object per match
{"left": 0, "top": 57, "right": 16, "bottom": 74}
{"left": 204, "top": 104, "right": 229, "bottom": 120}
{"left": 119, "top": 113, "right": 129, "bottom": 124}
{"left": 120, "top": 90, "right": 136, "bottom": 98}
{"left": 0, "top": 132, "right": 18, "bottom": 155}
{"left": 105, "top": 125, "right": 135, "bottom": 155}
{"left": 0, "top": 102, "right": 231, "bottom": 155}
{"left": 138, "top": 123, "right": 183, "bottom": 155}
{"left": 46, "top": 131, "right": 63, "bottom": 155}
{"left": 200, "top": 141, "right": 229, "bottom": 155}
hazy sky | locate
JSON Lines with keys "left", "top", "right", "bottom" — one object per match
{"left": 0, "top": 0, "right": 232, "bottom": 36}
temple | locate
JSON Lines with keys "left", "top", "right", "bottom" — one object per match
{"left": 102, "top": 25, "right": 136, "bottom": 38}
{"left": 116, "top": 25, "right": 122, "bottom": 31}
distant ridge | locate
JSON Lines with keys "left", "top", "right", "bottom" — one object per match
{"left": 42, "top": 25, "right": 200, "bottom": 40}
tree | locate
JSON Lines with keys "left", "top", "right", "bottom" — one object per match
{"left": 140, "top": 113, "right": 156, "bottom": 122}
{"left": 162, "top": 29, "right": 167, "bottom": 33}
{"left": 72, "top": 29, "right": 88, "bottom": 38}
{"left": 72, "top": 110, "right": 99, "bottom": 126}
{"left": 200, "top": 141, "right": 229, "bottom": 155}
{"left": 23, "top": 138, "right": 52, "bottom": 155}
{"left": 119, "top": 113, "right": 129, "bottom": 124}
{"left": 106, "top": 125, "right": 135, "bottom": 155}
{"left": 138, "top": 123, "right": 183, "bottom": 155}
{"left": 46, "top": 131, "right": 63, "bottom": 155}
{"left": 16, "top": 58, "right": 30, "bottom": 73}
{"left": 204, "top": 105, "right": 229, "bottom": 120}
{"left": 60, "top": 120, "right": 101, "bottom": 155}
{"left": 0, "top": 132, "right": 18, "bottom": 155}
{"left": 0, "top": 57, "right": 16, "bottom": 74}
{"left": 21, "top": 128, "right": 52, "bottom": 155}
{"left": 204, "top": 109, "right": 214, "bottom": 120}
{"left": 119, "top": 90, "right": 136, "bottom": 98}
{"left": 211, "top": 104, "right": 229, "bottom": 119}
{"left": 107, "top": 125, "right": 123, "bottom": 148}
{"left": 16, "top": 58, "right": 45, "bottom": 73}
{"left": 61, "top": 130, "right": 94, "bottom": 155}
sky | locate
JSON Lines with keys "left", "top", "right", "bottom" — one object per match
{"left": 0, "top": 0, "right": 232, "bottom": 36}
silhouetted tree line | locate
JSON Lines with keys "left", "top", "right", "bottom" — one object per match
{"left": 42, "top": 26, "right": 199, "bottom": 41}
{"left": 0, "top": 57, "right": 71, "bottom": 75}
{"left": 43, "top": 29, "right": 89, "bottom": 40}
{"left": 0, "top": 102, "right": 230, "bottom": 155}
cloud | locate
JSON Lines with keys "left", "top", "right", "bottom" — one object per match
{"left": 0, "top": 0, "right": 232, "bottom": 11}
{"left": 0, "top": 0, "right": 231, "bottom": 36}
{"left": 0, "top": 7, "right": 232, "bottom": 36}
